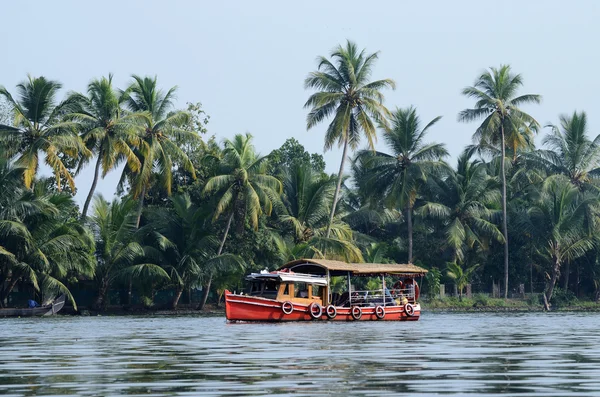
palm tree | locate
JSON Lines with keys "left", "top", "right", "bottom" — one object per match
{"left": 459, "top": 65, "right": 541, "bottom": 298}
{"left": 120, "top": 75, "right": 198, "bottom": 227}
{"left": 201, "top": 133, "right": 281, "bottom": 308}
{"left": 89, "top": 195, "right": 154, "bottom": 310}
{"left": 143, "top": 193, "right": 244, "bottom": 309}
{"left": 69, "top": 75, "right": 143, "bottom": 219}
{"left": 280, "top": 163, "right": 349, "bottom": 242}
{"left": 419, "top": 151, "right": 503, "bottom": 265}
{"left": 515, "top": 175, "right": 599, "bottom": 309}
{"left": 0, "top": 76, "right": 90, "bottom": 190}
{"left": 0, "top": 154, "right": 36, "bottom": 306}
{"left": 276, "top": 163, "right": 363, "bottom": 262}
{"left": 534, "top": 111, "right": 600, "bottom": 289}
{"left": 0, "top": 179, "right": 95, "bottom": 308}
{"left": 538, "top": 111, "right": 600, "bottom": 191}
{"left": 26, "top": 189, "right": 95, "bottom": 306}
{"left": 304, "top": 40, "right": 395, "bottom": 238}
{"left": 355, "top": 106, "right": 448, "bottom": 262}
{"left": 446, "top": 262, "right": 480, "bottom": 298}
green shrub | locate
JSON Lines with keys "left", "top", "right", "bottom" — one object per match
{"left": 550, "top": 287, "right": 577, "bottom": 309}
{"left": 141, "top": 296, "right": 154, "bottom": 309}
{"left": 526, "top": 293, "right": 542, "bottom": 306}
{"left": 473, "top": 293, "right": 489, "bottom": 307}
{"left": 424, "top": 267, "right": 441, "bottom": 296}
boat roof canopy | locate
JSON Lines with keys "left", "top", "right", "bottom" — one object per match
{"left": 246, "top": 271, "right": 328, "bottom": 286}
{"left": 279, "top": 259, "right": 428, "bottom": 277}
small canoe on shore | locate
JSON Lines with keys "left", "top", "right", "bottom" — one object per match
{"left": 0, "top": 295, "right": 66, "bottom": 317}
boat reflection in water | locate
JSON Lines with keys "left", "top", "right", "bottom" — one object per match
{"left": 225, "top": 259, "right": 427, "bottom": 322}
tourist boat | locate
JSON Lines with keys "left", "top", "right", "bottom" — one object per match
{"left": 0, "top": 295, "right": 66, "bottom": 317}
{"left": 224, "top": 259, "right": 427, "bottom": 322}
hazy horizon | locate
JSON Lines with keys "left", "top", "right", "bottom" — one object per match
{"left": 1, "top": 0, "right": 598, "bottom": 206}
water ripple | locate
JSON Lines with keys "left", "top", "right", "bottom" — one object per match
{"left": 2, "top": 312, "right": 600, "bottom": 396}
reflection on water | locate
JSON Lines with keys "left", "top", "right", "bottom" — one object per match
{"left": 1, "top": 313, "right": 600, "bottom": 396}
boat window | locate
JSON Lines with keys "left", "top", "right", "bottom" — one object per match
{"left": 262, "top": 280, "right": 279, "bottom": 297}
{"left": 295, "top": 282, "right": 308, "bottom": 298}
{"left": 248, "top": 282, "right": 261, "bottom": 295}
{"left": 312, "top": 284, "right": 321, "bottom": 299}
{"left": 281, "top": 284, "right": 290, "bottom": 296}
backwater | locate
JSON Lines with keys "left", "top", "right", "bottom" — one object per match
{"left": 1, "top": 312, "right": 600, "bottom": 396}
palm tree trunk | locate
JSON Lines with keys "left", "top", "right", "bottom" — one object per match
{"left": 326, "top": 136, "right": 349, "bottom": 239}
{"left": 544, "top": 257, "right": 560, "bottom": 310}
{"left": 217, "top": 212, "right": 234, "bottom": 256}
{"left": 80, "top": 155, "right": 102, "bottom": 220}
{"left": 171, "top": 285, "right": 184, "bottom": 310}
{"left": 563, "top": 261, "right": 570, "bottom": 291}
{"left": 0, "top": 276, "right": 19, "bottom": 308}
{"left": 135, "top": 184, "right": 147, "bottom": 228}
{"left": 576, "top": 263, "right": 580, "bottom": 297}
{"left": 500, "top": 124, "right": 509, "bottom": 299}
{"left": 407, "top": 205, "right": 413, "bottom": 263}
{"left": 93, "top": 278, "right": 109, "bottom": 311}
{"left": 127, "top": 279, "right": 132, "bottom": 306}
{"left": 530, "top": 241, "right": 534, "bottom": 293}
{"left": 199, "top": 211, "right": 234, "bottom": 310}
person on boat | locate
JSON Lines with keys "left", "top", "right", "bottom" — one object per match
{"left": 295, "top": 283, "right": 308, "bottom": 298}
{"left": 28, "top": 299, "right": 39, "bottom": 308}
{"left": 384, "top": 287, "right": 396, "bottom": 306}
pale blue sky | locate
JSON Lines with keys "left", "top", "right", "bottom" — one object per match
{"left": 1, "top": 0, "right": 599, "bottom": 206}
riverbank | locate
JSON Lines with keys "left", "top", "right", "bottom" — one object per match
{"left": 60, "top": 304, "right": 225, "bottom": 317}
{"left": 55, "top": 298, "right": 600, "bottom": 316}
{"left": 423, "top": 295, "right": 600, "bottom": 312}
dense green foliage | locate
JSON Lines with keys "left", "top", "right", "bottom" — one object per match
{"left": 1, "top": 41, "right": 600, "bottom": 311}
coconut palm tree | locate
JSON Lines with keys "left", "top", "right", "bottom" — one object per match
{"left": 88, "top": 195, "right": 158, "bottom": 310}
{"left": 304, "top": 40, "right": 395, "bottom": 238}
{"left": 276, "top": 163, "right": 363, "bottom": 262}
{"left": 538, "top": 111, "right": 600, "bottom": 191}
{"left": 0, "top": 76, "right": 90, "bottom": 190}
{"left": 120, "top": 75, "right": 198, "bottom": 227}
{"left": 515, "top": 175, "right": 599, "bottom": 309}
{"left": 354, "top": 106, "right": 448, "bottom": 263}
{"left": 201, "top": 133, "right": 281, "bottom": 308}
{"left": 0, "top": 179, "right": 95, "bottom": 308}
{"left": 419, "top": 151, "right": 503, "bottom": 264}
{"left": 68, "top": 75, "right": 143, "bottom": 219}
{"left": 143, "top": 193, "right": 244, "bottom": 309}
{"left": 279, "top": 163, "right": 349, "bottom": 242}
{"left": 459, "top": 65, "right": 541, "bottom": 298}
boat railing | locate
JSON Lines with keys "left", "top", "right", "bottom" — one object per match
{"left": 349, "top": 288, "right": 416, "bottom": 307}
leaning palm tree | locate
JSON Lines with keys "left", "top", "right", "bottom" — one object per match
{"left": 538, "top": 111, "right": 600, "bottom": 191}
{"left": 120, "top": 75, "right": 198, "bottom": 227}
{"left": 304, "top": 40, "right": 395, "bottom": 238}
{"left": 68, "top": 75, "right": 143, "bottom": 219}
{"left": 355, "top": 106, "right": 448, "bottom": 262}
{"left": 201, "top": 133, "right": 282, "bottom": 308}
{"left": 515, "top": 175, "right": 599, "bottom": 309}
{"left": 0, "top": 76, "right": 90, "bottom": 190}
{"left": 458, "top": 65, "right": 541, "bottom": 298}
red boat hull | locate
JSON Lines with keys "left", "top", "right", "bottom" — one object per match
{"left": 224, "top": 290, "right": 421, "bottom": 322}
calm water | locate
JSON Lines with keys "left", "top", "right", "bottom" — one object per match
{"left": 1, "top": 312, "right": 600, "bottom": 396}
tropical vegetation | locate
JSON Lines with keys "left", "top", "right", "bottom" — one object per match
{"left": 1, "top": 41, "right": 600, "bottom": 312}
